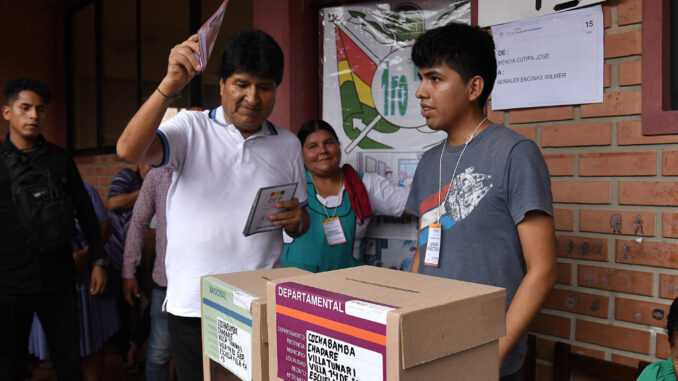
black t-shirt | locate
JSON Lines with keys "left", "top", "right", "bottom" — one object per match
{"left": 0, "top": 135, "right": 104, "bottom": 295}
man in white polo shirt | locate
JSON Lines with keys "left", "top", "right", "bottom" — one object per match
{"left": 116, "top": 29, "right": 310, "bottom": 380}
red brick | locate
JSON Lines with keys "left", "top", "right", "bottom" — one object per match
{"left": 571, "top": 346, "right": 605, "bottom": 360}
{"left": 552, "top": 181, "right": 610, "bottom": 204}
{"left": 510, "top": 126, "right": 536, "bottom": 142}
{"left": 554, "top": 208, "right": 574, "bottom": 232}
{"left": 579, "top": 152, "right": 656, "bottom": 176}
{"left": 543, "top": 288, "right": 608, "bottom": 318}
{"left": 575, "top": 319, "right": 650, "bottom": 354}
{"left": 544, "top": 154, "right": 574, "bottom": 176}
{"left": 610, "top": 354, "right": 640, "bottom": 368}
{"left": 580, "top": 210, "right": 654, "bottom": 236}
{"left": 580, "top": 90, "right": 642, "bottom": 118}
{"left": 529, "top": 313, "right": 571, "bottom": 338}
{"left": 662, "top": 151, "right": 678, "bottom": 176}
{"left": 556, "top": 235, "right": 608, "bottom": 261}
{"left": 615, "top": 297, "right": 670, "bottom": 327}
{"left": 542, "top": 122, "right": 612, "bottom": 147}
{"left": 603, "top": 63, "right": 611, "bottom": 88}
{"left": 619, "top": 181, "right": 678, "bottom": 206}
{"left": 557, "top": 262, "right": 573, "bottom": 285}
{"left": 659, "top": 274, "right": 678, "bottom": 300}
{"left": 617, "top": 0, "right": 642, "bottom": 25}
{"left": 604, "top": 30, "right": 642, "bottom": 58}
{"left": 618, "top": 120, "right": 678, "bottom": 145}
{"left": 663, "top": 213, "right": 678, "bottom": 238}
{"left": 74, "top": 155, "right": 96, "bottom": 164}
{"left": 657, "top": 333, "right": 671, "bottom": 359}
{"left": 616, "top": 240, "right": 678, "bottom": 269}
{"left": 536, "top": 337, "right": 556, "bottom": 360}
{"left": 509, "top": 106, "right": 574, "bottom": 124}
{"left": 578, "top": 264, "right": 652, "bottom": 296}
{"left": 536, "top": 363, "right": 553, "bottom": 381}
{"left": 619, "top": 59, "right": 642, "bottom": 86}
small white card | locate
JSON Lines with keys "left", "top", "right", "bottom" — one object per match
{"left": 242, "top": 183, "right": 298, "bottom": 236}
{"left": 424, "top": 223, "right": 441, "bottom": 267}
{"left": 321, "top": 217, "right": 347, "bottom": 246}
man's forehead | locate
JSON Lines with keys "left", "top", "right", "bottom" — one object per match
{"left": 228, "top": 71, "right": 276, "bottom": 84}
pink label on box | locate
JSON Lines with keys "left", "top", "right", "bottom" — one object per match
{"left": 275, "top": 282, "right": 397, "bottom": 381}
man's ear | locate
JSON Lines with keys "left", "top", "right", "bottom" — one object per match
{"left": 467, "top": 75, "right": 485, "bottom": 103}
{"left": 2, "top": 105, "right": 10, "bottom": 121}
{"left": 219, "top": 78, "right": 225, "bottom": 97}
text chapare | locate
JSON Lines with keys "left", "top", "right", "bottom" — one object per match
{"left": 278, "top": 287, "right": 345, "bottom": 313}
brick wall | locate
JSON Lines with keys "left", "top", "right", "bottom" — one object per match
{"left": 488, "top": 1, "right": 678, "bottom": 378}
{"left": 74, "top": 154, "right": 135, "bottom": 202}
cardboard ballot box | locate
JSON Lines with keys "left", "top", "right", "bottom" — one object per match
{"left": 201, "top": 267, "right": 310, "bottom": 381}
{"left": 267, "top": 266, "right": 506, "bottom": 381}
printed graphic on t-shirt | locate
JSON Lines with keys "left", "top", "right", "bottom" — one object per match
{"left": 418, "top": 167, "right": 492, "bottom": 246}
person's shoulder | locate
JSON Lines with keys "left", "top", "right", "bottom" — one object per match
{"left": 268, "top": 122, "right": 301, "bottom": 146}
{"left": 488, "top": 124, "right": 533, "bottom": 146}
{"left": 636, "top": 359, "right": 666, "bottom": 380}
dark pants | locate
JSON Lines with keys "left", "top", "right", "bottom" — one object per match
{"left": 168, "top": 313, "right": 203, "bottom": 381}
{"left": 501, "top": 368, "right": 525, "bottom": 381}
{"left": 0, "top": 288, "right": 82, "bottom": 381}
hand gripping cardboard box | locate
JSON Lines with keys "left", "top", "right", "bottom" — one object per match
{"left": 267, "top": 266, "right": 506, "bottom": 381}
{"left": 201, "top": 267, "right": 310, "bottom": 381}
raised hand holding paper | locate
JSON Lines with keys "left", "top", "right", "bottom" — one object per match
{"left": 195, "top": 0, "right": 229, "bottom": 72}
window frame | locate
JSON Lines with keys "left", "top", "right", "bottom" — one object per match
{"left": 642, "top": 0, "right": 678, "bottom": 135}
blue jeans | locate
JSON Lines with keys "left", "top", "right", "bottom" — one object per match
{"left": 146, "top": 286, "right": 171, "bottom": 381}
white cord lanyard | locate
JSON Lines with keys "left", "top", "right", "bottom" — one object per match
{"left": 437, "top": 117, "right": 487, "bottom": 223}
{"left": 310, "top": 171, "right": 344, "bottom": 219}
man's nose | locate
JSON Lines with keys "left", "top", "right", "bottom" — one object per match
{"left": 414, "top": 82, "right": 426, "bottom": 99}
{"left": 245, "top": 85, "right": 260, "bottom": 104}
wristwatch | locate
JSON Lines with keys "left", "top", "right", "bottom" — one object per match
{"left": 93, "top": 257, "right": 109, "bottom": 268}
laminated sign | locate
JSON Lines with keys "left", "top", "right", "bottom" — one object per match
{"left": 202, "top": 278, "right": 257, "bottom": 381}
{"left": 275, "top": 282, "right": 397, "bottom": 381}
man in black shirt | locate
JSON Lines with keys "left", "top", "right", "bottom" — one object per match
{"left": 0, "top": 78, "right": 107, "bottom": 381}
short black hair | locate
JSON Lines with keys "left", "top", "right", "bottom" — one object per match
{"left": 411, "top": 22, "right": 496, "bottom": 109}
{"left": 4, "top": 78, "right": 52, "bottom": 106}
{"left": 668, "top": 297, "right": 678, "bottom": 346}
{"left": 297, "top": 119, "right": 339, "bottom": 146}
{"left": 219, "top": 29, "right": 284, "bottom": 85}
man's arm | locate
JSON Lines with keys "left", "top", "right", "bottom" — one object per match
{"left": 122, "top": 172, "right": 157, "bottom": 305}
{"left": 66, "top": 158, "right": 107, "bottom": 295}
{"left": 499, "top": 211, "right": 556, "bottom": 367}
{"left": 108, "top": 189, "right": 141, "bottom": 212}
{"left": 409, "top": 218, "right": 421, "bottom": 273}
{"left": 116, "top": 34, "right": 201, "bottom": 165}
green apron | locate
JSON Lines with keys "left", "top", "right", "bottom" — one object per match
{"left": 281, "top": 170, "right": 363, "bottom": 273}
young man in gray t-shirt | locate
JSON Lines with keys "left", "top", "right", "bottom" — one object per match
{"left": 406, "top": 23, "right": 556, "bottom": 380}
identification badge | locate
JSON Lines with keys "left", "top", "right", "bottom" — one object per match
{"left": 424, "top": 223, "right": 441, "bottom": 267}
{"left": 322, "top": 217, "right": 347, "bottom": 246}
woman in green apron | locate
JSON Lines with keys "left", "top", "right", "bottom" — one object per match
{"left": 281, "top": 120, "right": 409, "bottom": 273}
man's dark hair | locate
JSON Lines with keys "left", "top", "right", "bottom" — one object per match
{"left": 297, "top": 119, "right": 339, "bottom": 146}
{"left": 4, "top": 78, "right": 52, "bottom": 106}
{"left": 411, "top": 22, "right": 496, "bottom": 109}
{"left": 667, "top": 297, "right": 678, "bottom": 346}
{"left": 219, "top": 29, "right": 284, "bottom": 85}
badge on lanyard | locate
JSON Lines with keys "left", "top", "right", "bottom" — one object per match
{"left": 322, "top": 217, "right": 347, "bottom": 246}
{"left": 424, "top": 223, "right": 441, "bottom": 267}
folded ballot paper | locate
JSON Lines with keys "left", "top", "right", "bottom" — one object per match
{"left": 195, "top": 0, "right": 228, "bottom": 72}
{"left": 243, "top": 183, "right": 298, "bottom": 237}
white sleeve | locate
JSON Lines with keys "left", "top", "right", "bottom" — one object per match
{"left": 362, "top": 172, "right": 409, "bottom": 216}
{"left": 157, "top": 110, "right": 193, "bottom": 170}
